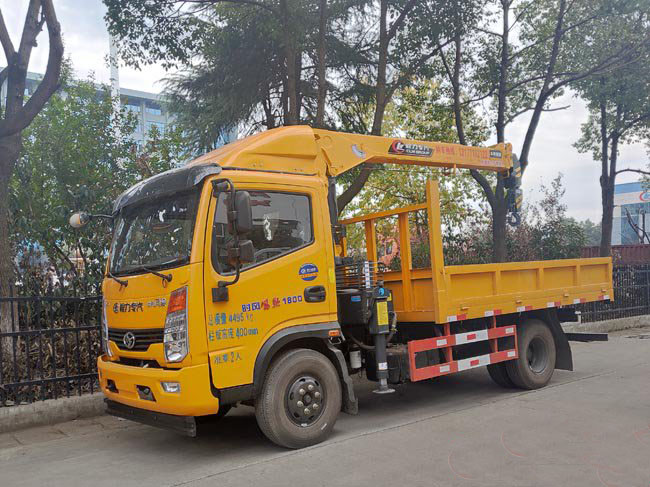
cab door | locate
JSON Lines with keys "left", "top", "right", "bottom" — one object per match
{"left": 203, "top": 179, "right": 335, "bottom": 390}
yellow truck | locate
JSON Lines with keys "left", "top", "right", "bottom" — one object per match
{"left": 70, "top": 126, "right": 613, "bottom": 448}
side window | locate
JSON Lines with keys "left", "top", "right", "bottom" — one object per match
{"left": 212, "top": 191, "right": 313, "bottom": 273}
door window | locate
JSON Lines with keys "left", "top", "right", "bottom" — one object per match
{"left": 212, "top": 191, "right": 313, "bottom": 274}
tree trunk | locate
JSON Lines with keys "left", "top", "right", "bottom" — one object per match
{"left": 492, "top": 176, "right": 507, "bottom": 262}
{"left": 491, "top": 1, "right": 510, "bottom": 262}
{"left": 371, "top": 0, "right": 389, "bottom": 136}
{"left": 279, "top": 0, "right": 299, "bottom": 125}
{"left": 337, "top": 0, "right": 389, "bottom": 213}
{"left": 0, "top": 133, "right": 20, "bottom": 344}
{"left": 600, "top": 183, "right": 614, "bottom": 257}
{"left": 495, "top": 0, "right": 509, "bottom": 144}
{"left": 600, "top": 134, "right": 619, "bottom": 257}
{"left": 315, "top": 0, "right": 328, "bottom": 127}
{"left": 518, "top": 0, "right": 565, "bottom": 170}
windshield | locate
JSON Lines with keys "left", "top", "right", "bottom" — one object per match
{"left": 109, "top": 190, "right": 199, "bottom": 276}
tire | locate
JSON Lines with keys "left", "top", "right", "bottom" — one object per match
{"left": 255, "top": 348, "right": 342, "bottom": 449}
{"left": 487, "top": 362, "right": 516, "bottom": 388}
{"left": 505, "top": 319, "right": 556, "bottom": 389}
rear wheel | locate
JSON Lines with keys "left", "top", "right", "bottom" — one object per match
{"left": 255, "top": 348, "right": 342, "bottom": 449}
{"left": 506, "top": 319, "right": 556, "bottom": 389}
{"left": 487, "top": 363, "right": 515, "bottom": 388}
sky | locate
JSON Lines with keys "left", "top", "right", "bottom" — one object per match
{"left": 1, "top": 0, "right": 648, "bottom": 222}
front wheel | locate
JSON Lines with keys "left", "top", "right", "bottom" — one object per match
{"left": 255, "top": 348, "right": 342, "bottom": 449}
{"left": 506, "top": 319, "right": 556, "bottom": 389}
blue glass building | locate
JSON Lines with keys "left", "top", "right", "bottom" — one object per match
{"left": 613, "top": 181, "right": 650, "bottom": 244}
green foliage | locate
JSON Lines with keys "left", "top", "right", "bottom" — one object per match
{"left": 10, "top": 73, "right": 189, "bottom": 295}
{"left": 577, "top": 219, "right": 602, "bottom": 247}
{"left": 342, "top": 79, "right": 491, "bottom": 259}
{"left": 347, "top": 172, "right": 586, "bottom": 267}
{"left": 164, "top": 3, "right": 289, "bottom": 149}
{"left": 445, "top": 175, "right": 586, "bottom": 265}
{"left": 103, "top": 0, "right": 204, "bottom": 69}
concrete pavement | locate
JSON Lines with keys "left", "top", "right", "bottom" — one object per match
{"left": 1, "top": 327, "right": 648, "bottom": 487}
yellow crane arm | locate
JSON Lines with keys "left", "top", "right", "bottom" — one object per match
{"left": 312, "top": 128, "right": 513, "bottom": 176}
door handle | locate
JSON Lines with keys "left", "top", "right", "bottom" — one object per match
{"left": 304, "top": 285, "right": 326, "bottom": 303}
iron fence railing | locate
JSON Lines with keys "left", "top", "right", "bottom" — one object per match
{"left": 577, "top": 264, "right": 650, "bottom": 323}
{"left": 0, "top": 295, "right": 102, "bottom": 407}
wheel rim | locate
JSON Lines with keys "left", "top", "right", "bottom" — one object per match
{"left": 285, "top": 375, "right": 324, "bottom": 426}
{"left": 526, "top": 336, "right": 549, "bottom": 374}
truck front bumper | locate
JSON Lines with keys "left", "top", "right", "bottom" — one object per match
{"left": 105, "top": 399, "right": 197, "bottom": 437}
{"left": 97, "top": 355, "right": 221, "bottom": 417}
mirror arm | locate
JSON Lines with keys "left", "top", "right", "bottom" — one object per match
{"left": 212, "top": 178, "right": 242, "bottom": 303}
{"left": 213, "top": 263, "right": 241, "bottom": 302}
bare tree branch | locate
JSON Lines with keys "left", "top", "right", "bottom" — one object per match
{"left": 506, "top": 103, "right": 570, "bottom": 124}
{"left": 0, "top": 8, "right": 15, "bottom": 60}
{"left": 615, "top": 168, "right": 650, "bottom": 176}
{"left": 0, "top": 0, "right": 64, "bottom": 138}
{"left": 470, "top": 169, "right": 496, "bottom": 209}
{"left": 476, "top": 26, "right": 501, "bottom": 37}
{"left": 17, "top": 0, "right": 41, "bottom": 63}
{"left": 337, "top": 164, "right": 373, "bottom": 214}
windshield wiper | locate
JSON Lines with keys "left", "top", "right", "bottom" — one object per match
{"left": 141, "top": 266, "right": 173, "bottom": 284}
{"left": 107, "top": 270, "right": 128, "bottom": 288}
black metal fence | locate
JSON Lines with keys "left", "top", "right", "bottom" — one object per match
{"left": 0, "top": 296, "right": 102, "bottom": 407}
{"left": 578, "top": 264, "right": 650, "bottom": 323}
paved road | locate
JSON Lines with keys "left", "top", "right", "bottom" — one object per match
{"left": 1, "top": 328, "right": 649, "bottom": 487}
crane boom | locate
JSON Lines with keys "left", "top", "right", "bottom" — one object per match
{"left": 312, "top": 128, "right": 513, "bottom": 176}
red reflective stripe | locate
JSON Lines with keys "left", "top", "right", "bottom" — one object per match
{"left": 409, "top": 348, "right": 518, "bottom": 382}
{"left": 408, "top": 325, "right": 516, "bottom": 353}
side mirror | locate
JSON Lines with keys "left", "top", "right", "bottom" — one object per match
{"left": 226, "top": 239, "right": 255, "bottom": 267}
{"left": 69, "top": 212, "right": 90, "bottom": 229}
{"left": 238, "top": 240, "right": 254, "bottom": 264}
{"left": 234, "top": 191, "right": 252, "bottom": 235}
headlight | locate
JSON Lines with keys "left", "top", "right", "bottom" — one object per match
{"left": 164, "top": 286, "right": 188, "bottom": 363}
{"left": 101, "top": 298, "right": 113, "bottom": 357}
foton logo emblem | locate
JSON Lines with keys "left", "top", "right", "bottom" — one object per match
{"left": 122, "top": 332, "right": 136, "bottom": 350}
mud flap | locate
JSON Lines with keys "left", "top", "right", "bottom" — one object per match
{"left": 326, "top": 341, "right": 359, "bottom": 415}
{"left": 531, "top": 309, "right": 573, "bottom": 371}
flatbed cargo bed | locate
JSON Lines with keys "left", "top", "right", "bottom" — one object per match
{"left": 340, "top": 180, "right": 614, "bottom": 324}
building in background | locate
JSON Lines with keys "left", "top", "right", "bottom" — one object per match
{"left": 119, "top": 87, "right": 175, "bottom": 148}
{"left": 613, "top": 181, "right": 650, "bottom": 245}
{"left": 1, "top": 68, "right": 237, "bottom": 150}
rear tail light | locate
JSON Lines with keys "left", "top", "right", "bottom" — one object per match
{"left": 101, "top": 298, "right": 113, "bottom": 357}
{"left": 164, "top": 287, "right": 188, "bottom": 363}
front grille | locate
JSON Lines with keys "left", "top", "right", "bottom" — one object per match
{"left": 108, "top": 328, "right": 164, "bottom": 351}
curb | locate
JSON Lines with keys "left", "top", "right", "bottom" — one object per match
{"left": 562, "top": 314, "right": 650, "bottom": 334}
{"left": 0, "top": 394, "right": 105, "bottom": 434}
